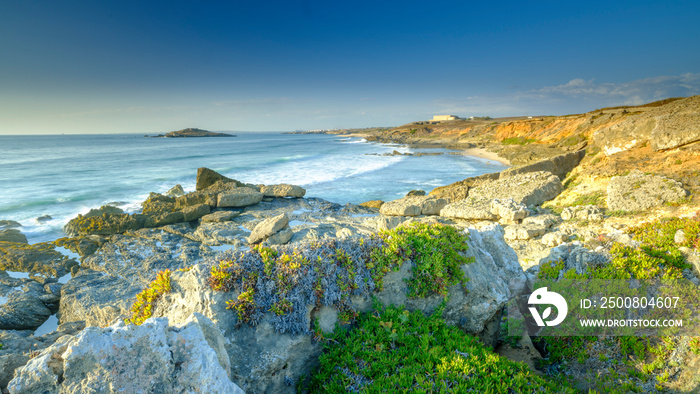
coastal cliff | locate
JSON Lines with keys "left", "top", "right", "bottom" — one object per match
{"left": 2, "top": 96, "right": 700, "bottom": 392}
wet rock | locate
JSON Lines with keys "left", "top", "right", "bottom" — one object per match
{"left": 200, "top": 210, "right": 239, "bottom": 223}
{"left": 261, "top": 184, "right": 306, "bottom": 198}
{"left": 248, "top": 213, "right": 290, "bottom": 244}
{"left": 405, "top": 190, "right": 426, "bottom": 197}
{"left": 0, "top": 230, "right": 27, "bottom": 244}
{"left": 469, "top": 171, "right": 562, "bottom": 207}
{"left": 217, "top": 187, "right": 264, "bottom": 207}
{"left": 165, "top": 184, "right": 185, "bottom": 197}
{"left": 607, "top": 171, "right": 688, "bottom": 211}
{"left": 7, "top": 314, "right": 243, "bottom": 394}
{"left": 0, "top": 220, "right": 21, "bottom": 229}
{"left": 35, "top": 215, "right": 52, "bottom": 223}
{"left": 0, "top": 274, "right": 55, "bottom": 330}
{"left": 83, "top": 205, "right": 124, "bottom": 218}
{"left": 196, "top": 167, "right": 242, "bottom": 191}
{"left": 53, "top": 237, "right": 103, "bottom": 260}
{"left": 359, "top": 200, "right": 384, "bottom": 209}
{"left": 0, "top": 241, "right": 77, "bottom": 279}
{"left": 63, "top": 212, "right": 147, "bottom": 237}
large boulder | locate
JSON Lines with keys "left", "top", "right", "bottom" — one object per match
{"left": 469, "top": 171, "right": 562, "bottom": 207}
{"left": 0, "top": 229, "right": 27, "bottom": 244}
{"left": 261, "top": 184, "right": 306, "bottom": 198}
{"left": 7, "top": 313, "right": 243, "bottom": 394}
{"left": 165, "top": 184, "right": 185, "bottom": 197}
{"left": 0, "top": 273, "right": 58, "bottom": 330}
{"left": 196, "top": 167, "right": 242, "bottom": 191}
{"left": 429, "top": 172, "right": 500, "bottom": 202}
{"left": 607, "top": 170, "right": 688, "bottom": 211}
{"left": 217, "top": 187, "right": 264, "bottom": 208}
{"left": 379, "top": 196, "right": 448, "bottom": 216}
{"left": 248, "top": 214, "right": 290, "bottom": 244}
{"left": 59, "top": 229, "right": 214, "bottom": 327}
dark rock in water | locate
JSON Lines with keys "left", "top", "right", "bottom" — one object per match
{"left": 0, "top": 229, "right": 27, "bottom": 244}
{"left": 0, "top": 220, "right": 22, "bottom": 229}
{"left": 64, "top": 212, "right": 147, "bottom": 237}
{"left": 196, "top": 167, "right": 242, "bottom": 191}
{"left": 36, "top": 215, "right": 52, "bottom": 223}
{"left": 156, "top": 128, "right": 236, "bottom": 138}
{"left": 0, "top": 240, "right": 78, "bottom": 278}
{"left": 405, "top": 189, "right": 426, "bottom": 197}
{"left": 0, "top": 273, "right": 56, "bottom": 330}
{"left": 359, "top": 200, "right": 384, "bottom": 209}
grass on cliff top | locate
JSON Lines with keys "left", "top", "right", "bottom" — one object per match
{"left": 307, "top": 303, "right": 573, "bottom": 393}
{"left": 533, "top": 214, "right": 700, "bottom": 392}
{"left": 500, "top": 136, "right": 538, "bottom": 145}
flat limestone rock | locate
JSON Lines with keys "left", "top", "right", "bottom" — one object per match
{"left": 200, "top": 210, "right": 240, "bottom": 223}
{"left": 217, "top": 187, "right": 263, "bottom": 208}
{"left": 261, "top": 184, "right": 306, "bottom": 198}
{"left": 469, "top": 171, "right": 562, "bottom": 207}
{"left": 379, "top": 196, "right": 448, "bottom": 217}
{"left": 607, "top": 170, "right": 688, "bottom": 211}
{"left": 440, "top": 198, "right": 497, "bottom": 221}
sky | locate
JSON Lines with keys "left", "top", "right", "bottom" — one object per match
{"left": 1, "top": 0, "right": 699, "bottom": 134}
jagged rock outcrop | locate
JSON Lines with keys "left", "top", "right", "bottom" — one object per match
{"left": 7, "top": 313, "right": 244, "bottom": 394}
{"left": 151, "top": 224, "right": 525, "bottom": 393}
{"left": 195, "top": 167, "right": 242, "bottom": 191}
{"left": 429, "top": 172, "right": 500, "bottom": 201}
{"left": 165, "top": 184, "right": 185, "bottom": 197}
{"left": 561, "top": 205, "right": 604, "bottom": 221}
{"left": 607, "top": 170, "right": 688, "bottom": 211}
{"left": 59, "top": 229, "right": 216, "bottom": 327}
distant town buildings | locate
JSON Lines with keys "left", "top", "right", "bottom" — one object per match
{"left": 432, "top": 115, "right": 459, "bottom": 121}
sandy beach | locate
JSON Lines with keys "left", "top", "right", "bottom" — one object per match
{"left": 463, "top": 147, "right": 512, "bottom": 166}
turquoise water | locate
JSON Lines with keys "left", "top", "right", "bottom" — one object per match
{"left": 0, "top": 132, "right": 507, "bottom": 243}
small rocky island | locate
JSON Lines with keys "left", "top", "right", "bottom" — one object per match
{"left": 151, "top": 128, "right": 236, "bottom": 138}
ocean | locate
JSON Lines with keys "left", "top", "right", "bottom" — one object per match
{"left": 0, "top": 132, "right": 507, "bottom": 243}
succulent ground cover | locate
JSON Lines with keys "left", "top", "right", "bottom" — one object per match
{"left": 306, "top": 303, "right": 571, "bottom": 393}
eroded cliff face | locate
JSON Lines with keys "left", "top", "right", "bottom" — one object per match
{"left": 342, "top": 95, "right": 700, "bottom": 193}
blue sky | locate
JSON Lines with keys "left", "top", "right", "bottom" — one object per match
{"left": 1, "top": 1, "right": 699, "bottom": 134}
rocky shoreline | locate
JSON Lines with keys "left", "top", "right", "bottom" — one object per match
{"left": 2, "top": 95, "right": 700, "bottom": 392}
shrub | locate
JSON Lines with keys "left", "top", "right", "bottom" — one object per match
{"left": 126, "top": 269, "right": 172, "bottom": 325}
{"left": 307, "top": 304, "right": 572, "bottom": 393}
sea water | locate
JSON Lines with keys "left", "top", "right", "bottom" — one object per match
{"left": 0, "top": 132, "right": 507, "bottom": 243}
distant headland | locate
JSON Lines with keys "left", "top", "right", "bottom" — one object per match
{"left": 149, "top": 128, "right": 236, "bottom": 138}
